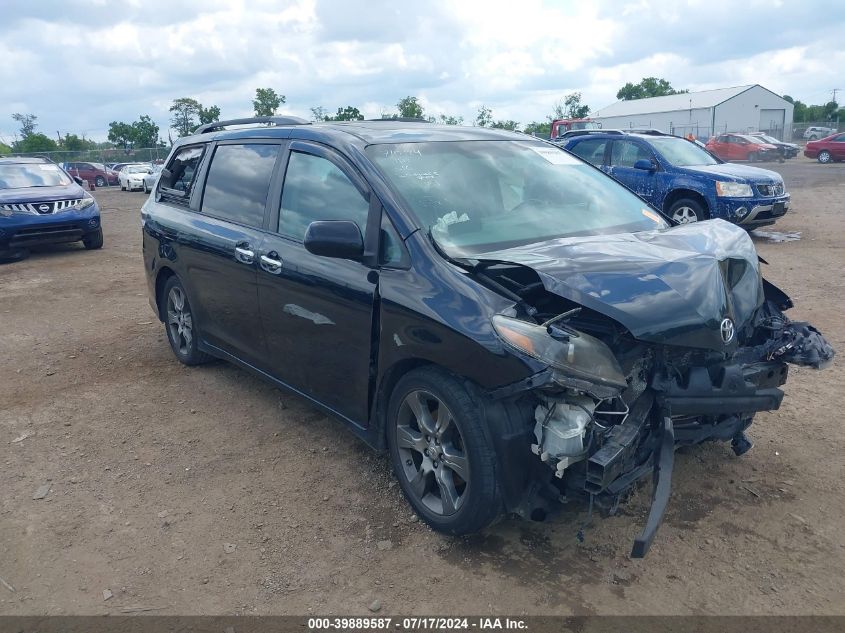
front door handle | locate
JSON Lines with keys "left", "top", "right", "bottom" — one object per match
{"left": 260, "top": 252, "right": 283, "bottom": 275}
{"left": 235, "top": 245, "right": 255, "bottom": 264}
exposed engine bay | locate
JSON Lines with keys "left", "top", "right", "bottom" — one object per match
{"left": 462, "top": 221, "right": 835, "bottom": 557}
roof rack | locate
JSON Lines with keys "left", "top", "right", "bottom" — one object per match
{"left": 194, "top": 116, "right": 310, "bottom": 135}
{"left": 623, "top": 128, "right": 670, "bottom": 136}
{"left": 365, "top": 117, "right": 431, "bottom": 123}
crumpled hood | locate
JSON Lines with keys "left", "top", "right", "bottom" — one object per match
{"left": 478, "top": 220, "right": 764, "bottom": 351}
{"left": 682, "top": 163, "right": 782, "bottom": 184}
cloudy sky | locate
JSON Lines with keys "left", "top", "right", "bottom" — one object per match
{"left": 1, "top": 0, "right": 843, "bottom": 143}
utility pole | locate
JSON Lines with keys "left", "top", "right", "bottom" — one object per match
{"left": 833, "top": 88, "right": 840, "bottom": 104}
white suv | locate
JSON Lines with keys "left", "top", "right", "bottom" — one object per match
{"left": 804, "top": 126, "right": 835, "bottom": 140}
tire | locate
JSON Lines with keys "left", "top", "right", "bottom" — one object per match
{"left": 818, "top": 150, "right": 832, "bottom": 164}
{"left": 0, "top": 248, "right": 29, "bottom": 264}
{"left": 387, "top": 367, "right": 502, "bottom": 535}
{"left": 748, "top": 152, "right": 758, "bottom": 162}
{"left": 667, "top": 197, "right": 706, "bottom": 224}
{"left": 95, "top": 176, "right": 106, "bottom": 187}
{"left": 82, "top": 228, "right": 103, "bottom": 250}
{"left": 161, "top": 276, "right": 213, "bottom": 366}
{"left": 120, "top": 183, "right": 126, "bottom": 191}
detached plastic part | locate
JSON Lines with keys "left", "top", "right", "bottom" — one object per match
{"left": 631, "top": 415, "right": 675, "bottom": 558}
{"left": 775, "top": 322, "right": 835, "bottom": 369}
{"left": 731, "top": 431, "right": 753, "bottom": 456}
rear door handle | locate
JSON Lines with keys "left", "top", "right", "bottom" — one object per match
{"left": 260, "top": 252, "right": 283, "bottom": 275}
{"left": 235, "top": 244, "right": 255, "bottom": 264}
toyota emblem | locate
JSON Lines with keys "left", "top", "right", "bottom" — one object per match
{"left": 720, "top": 318, "right": 735, "bottom": 344}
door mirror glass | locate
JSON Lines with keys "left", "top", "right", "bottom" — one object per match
{"left": 633, "top": 158, "right": 655, "bottom": 171}
{"left": 304, "top": 220, "right": 364, "bottom": 261}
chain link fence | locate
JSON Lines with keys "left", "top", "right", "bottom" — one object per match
{"left": 4, "top": 146, "right": 173, "bottom": 187}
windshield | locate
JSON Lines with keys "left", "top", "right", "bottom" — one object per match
{"left": 125, "top": 165, "right": 149, "bottom": 173}
{"left": 648, "top": 137, "right": 719, "bottom": 166}
{"left": 571, "top": 121, "right": 599, "bottom": 130}
{"left": 367, "top": 140, "right": 667, "bottom": 255}
{"left": 0, "top": 163, "right": 73, "bottom": 189}
{"left": 755, "top": 134, "right": 779, "bottom": 144}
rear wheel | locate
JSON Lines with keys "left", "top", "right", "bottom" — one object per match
{"left": 95, "top": 176, "right": 106, "bottom": 187}
{"left": 162, "top": 276, "right": 213, "bottom": 366}
{"left": 83, "top": 228, "right": 103, "bottom": 250}
{"left": 818, "top": 150, "right": 832, "bottom": 164}
{"left": 387, "top": 367, "right": 502, "bottom": 535}
{"left": 668, "top": 197, "right": 706, "bottom": 224}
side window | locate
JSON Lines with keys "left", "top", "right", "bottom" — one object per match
{"left": 279, "top": 151, "right": 369, "bottom": 241}
{"left": 160, "top": 145, "right": 206, "bottom": 206}
{"left": 835, "top": 135, "right": 845, "bottom": 142}
{"left": 201, "top": 144, "right": 280, "bottom": 227}
{"left": 610, "top": 140, "right": 652, "bottom": 167}
{"left": 569, "top": 139, "right": 607, "bottom": 166}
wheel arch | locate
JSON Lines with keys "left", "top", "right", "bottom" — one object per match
{"left": 154, "top": 265, "right": 178, "bottom": 322}
{"left": 372, "top": 358, "right": 435, "bottom": 450}
{"left": 663, "top": 188, "right": 710, "bottom": 219}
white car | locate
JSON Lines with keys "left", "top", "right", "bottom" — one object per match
{"left": 141, "top": 165, "right": 163, "bottom": 194}
{"left": 119, "top": 164, "right": 153, "bottom": 191}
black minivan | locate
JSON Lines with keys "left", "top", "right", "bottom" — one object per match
{"left": 141, "top": 117, "right": 832, "bottom": 556}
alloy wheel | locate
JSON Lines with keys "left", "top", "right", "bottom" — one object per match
{"left": 166, "top": 286, "right": 193, "bottom": 355}
{"left": 671, "top": 206, "right": 698, "bottom": 224}
{"left": 395, "top": 390, "right": 468, "bottom": 516}
{"left": 818, "top": 151, "right": 831, "bottom": 164}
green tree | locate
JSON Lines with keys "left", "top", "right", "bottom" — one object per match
{"left": 310, "top": 106, "right": 328, "bottom": 121}
{"left": 132, "top": 115, "right": 160, "bottom": 147}
{"left": 16, "top": 133, "right": 58, "bottom": 153}
{"left": 562, "top": 92, "right": 590, "bottom": 119}
{"left": 253, "top": 88, "right": 285, "bottom": 117}
{"left": 475, "top": 105, "right": 493, "bottom": 127}
{"left": 329, "top": 106, "right": 364, "bottom": 121}
{"left": 523, "top": 121, "right": 551, "bottom": 137}
{"left": 60, "top": 133, "right": 89, "bottom": 151}
{"left": 491, "top": 120, "right": 519, "bottom": 130}
{"left": 198, "top": 105, "right": 221, "bottom": 126}
{"left": 169, "top": 98, "right": 202, "bottom": 137}
{"left": 108, "top": 121, "right": 135, "bottom": 148}
{"left": 616, "top": 77, "right": 687, "bottom": 100}
{"left": 437, "top": 114, "right": 463, "bottom": 125}
{"left": 397, "top": 96, "right": 425, "bottom": 119}
{"left": 0, "top": 141, "right": 12, "bottom": 155}
{"left": 11, "top": 113, "right": 37, "bottom": 138}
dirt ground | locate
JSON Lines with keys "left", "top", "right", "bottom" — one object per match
{"left": 1, "top": 158, "right": 844, "bottom": 616}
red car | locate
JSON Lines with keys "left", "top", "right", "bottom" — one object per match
{"left": 705, "top": 133, "right": 780, "bottom": 162}
{"left": 804, "top": 132, "right": 845, "bottom": 163}
{"left": 64, "top": 161, "right": 119, "bottom": 187}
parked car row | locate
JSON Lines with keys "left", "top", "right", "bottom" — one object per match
{"left": 136, "top": 117, "right": 833, "bottom": 556}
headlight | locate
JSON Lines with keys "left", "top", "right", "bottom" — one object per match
{"left": 78, "top": 194, "right": 96, "bottom": 210}
{"left": 715, "top": 181, "right": 753, "bottom": 197}
{"left": 492, "top": 315, "right": 627, "bottom": 389}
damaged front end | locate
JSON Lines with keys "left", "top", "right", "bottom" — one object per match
{"left": 476, "top": 222, "right": 834, "bottom": 557}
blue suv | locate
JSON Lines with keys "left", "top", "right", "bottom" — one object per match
{"left": 563, "top": 132, "right": 790, "bottom": 227}
{"left": 0, "top": 157, "right": 102, "bottom": 262}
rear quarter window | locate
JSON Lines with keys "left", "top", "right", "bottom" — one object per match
{"left": 159, "top": 145, "right": 206, "bottom": 207}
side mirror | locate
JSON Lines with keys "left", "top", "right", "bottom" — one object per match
{"left": 160, "top": 168, "right": 172, "bottom": 188}
{"left": 633, "top": 158, "right": 656, "bottom": 172}
{"left": 304, "top": 220, "right": 364, "bottom": 261}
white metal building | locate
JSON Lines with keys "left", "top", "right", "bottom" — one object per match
{"left": 591, "top": 84, "right": 794, "bottom": 141}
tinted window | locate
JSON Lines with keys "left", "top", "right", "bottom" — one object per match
{"left": 279, "top": 152, "right": 369, "bottom": 241}
{"left": 835, "top": 135, "right": 845, "bottom": 142}
{"left": 610, "top": 140, "right": 652, "bottom": 167}
{"left": 201, "top": 144, "right": 279, "bottom": 227}
{"left": 161, "top": 145, "right": 206, "bottom": 205}
{"left": 569, "top": 139, "right": 607, "bottom": 166}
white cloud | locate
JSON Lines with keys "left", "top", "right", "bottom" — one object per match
{"left": 0, "top": 0, "right": 842, "bottom": 144}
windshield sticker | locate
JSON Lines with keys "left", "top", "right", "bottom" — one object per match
{"left": 528, "top": 146, "right": 579, "bottom": 165}
{"left": 38, "top": 164, "right": 59, "bottom": 171}
{"left": 434, "top": 211, "right": 470, "bottom": 231}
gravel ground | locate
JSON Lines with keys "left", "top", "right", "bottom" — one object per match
{"left": 1, "top": 158, "right": 844, "bottom": 616}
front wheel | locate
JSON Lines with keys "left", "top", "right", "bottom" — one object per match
{"left": 387, "top": 367, "right": 502, "bottom": 535}
{"left": 668, "top": 198, "right": 706, "bottom": 224}
{"left": 95, "top": 176, "right": 106, "bottom": 187}
{"left": 162, "top": 276, "right": 213, "bottom": 366}
{"left": 83, "top": 228, "right": 103, "bottom": 250}
{"left": 818, "top": 150, "right": 832, "bottom": 164}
